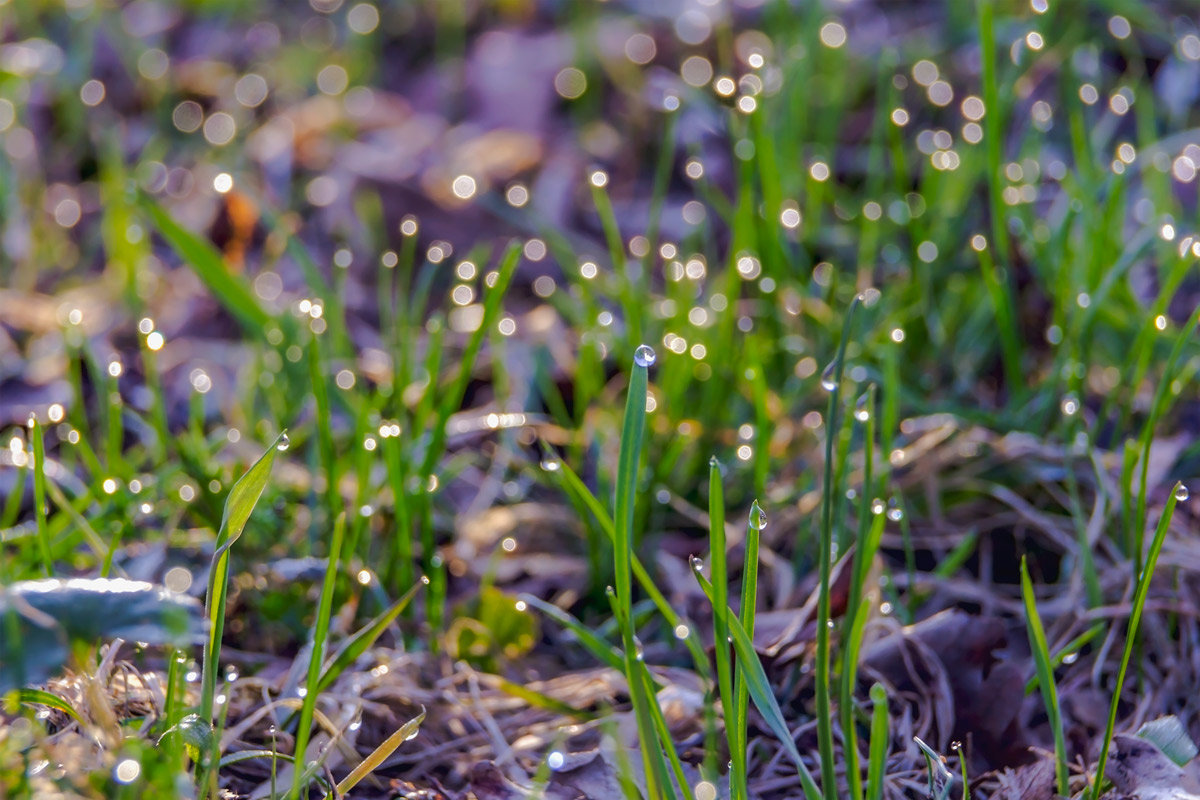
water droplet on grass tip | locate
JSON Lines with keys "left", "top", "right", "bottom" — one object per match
{"left": 634, "top": 344, "right": 657, "bottom": 368}
{"left": 691, "top": 556, "right": 704, "bottom": 572}
{"left": 820, "top": 362, "right": 837, "bottom": 391}
{"left": 1176, "top": 484, "right": 1190, "bottom": 501}
{"left": 750, "top": 503, "right": 767, "bottom": 530}
{"left": 276, "top": 432, "right": 290, "bottom": 451}
{"left": 854, "top": 393, "right": 871, "bottom": 422}
{"left": 1060, "top": 393, "right": 1079, "bottom": 417}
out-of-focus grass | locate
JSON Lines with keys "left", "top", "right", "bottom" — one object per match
{"left": 1, "top": 0, "right": 1200, "bottom": 797}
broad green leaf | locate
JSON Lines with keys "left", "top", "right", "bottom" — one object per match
{"left": 1137, "top": 716, "right": 1199, "bottom": 767}
{"left": 0, "top": 578, "right": 203, "bottom": 692}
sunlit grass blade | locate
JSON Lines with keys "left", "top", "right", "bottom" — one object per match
{"left": 289, "top": 512, "right": 346, "bottom": 800}
{"left": 1091, "top": 482, "right": 1184, "bottom": 800}
{"left": 9, "top": 688, "right": 85, "bottom": 727}
{"left": 693, "top": 567, "right": 822, "bottom": 800}
{"left": 1020, "top": 556, "right": 1068, "bottom": 796}
{"left": 199, "top": 431, "right": 286, "bottom": 794}
{"left": 333, "top": 708, "right": 426, "bottom": 796}
{"left": 317, "top": 576, "right": 427, "bottom": 694}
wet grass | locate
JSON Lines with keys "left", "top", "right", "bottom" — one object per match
{"left": 3, "top": 0, "right": 1200, "bottom": 798}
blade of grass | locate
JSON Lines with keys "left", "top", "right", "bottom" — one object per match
{"left": 707, "top": 458, "right": 744, "bottom": 800}
{"left": 199, "top": 431, "right": 286, "bottom": 795}
{"left": 140, "top": 195, "right": 272, "bottom": 331}
{"left": 28, "top": 417, "right": 51, "bottom": 577}
{"left": 289, "top": 512, "right": 346, "bottom": 800}
{"left": 1091, "top": 482, "right": 1184, "bottom": 800}
{"left": 548, "top": 455, "right": 711, "bottom": 679}
{"left": 693, "top": 567, "right": 822, "bottom": 800}
{"left": 317, "top": 576, "right": 427, "bottom": 694}
{"left": 1020, "top": 555, "right": 1069, "bottom": 796}
{"left": 816, "top": 296, "right": 862, "bottom": 800}
{"left": 866, "top": 683, "right": 889, "bottom": 800}
{"left": 612, "top": 345, "right": 672, "bottom": 800}
{"left": 516, "top": 593, "right": 624, "bottom": 672}
{"left": 333, "top": 708, "right": 425, "bottom": 796}
{"left": 734, "top": 501, "right": 764, "bottom": 797}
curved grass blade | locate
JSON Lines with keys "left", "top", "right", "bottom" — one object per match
{"left": 10, "top": 688, "right": 85, "bottom": 727}
{"left": 140, "top": 195, "right": 272, "bottom": 331}
{"left": 289, "top": 513, "right": 346, "bottom": 800}
{"left": 317, "top": 576, "right": 428, "bottom": 694}
{"left": 1091, "top": 483, "right": 1183, "bottom": 799}
{"left": 517, "top": 593, "right": 624, "bottom": 672}
{"left": 200, "top": 432, "right": 285, "bottom": 794}
{"left": 693, "top": 567, "right": 822, "bottom": 800}
{"left": 1020, "top": 556, "right": 1068, "bottom": 796}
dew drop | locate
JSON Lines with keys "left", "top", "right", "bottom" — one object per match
{"left": 854, "top": 392, "right": 871, "bottom": 422}
{"left": 749, "top": 502, "right": 767, "bottom": 530}
{"left": 633, "top": 636, "right": 645, "bottom": 661}
{"left": 691, "top": 556, "right": 704, "bottom": 572}
{"left": 1175, "top": 484, "right": 1190, "bottom": 501}
{"left": 404, "top": 727, "right": 419, "bottom": 741}
{"left": 548, "top": 751, "right": 565, "bottom": 771}
{"left": 276, "top": 432, "right": 291, "bottom": 451}
{"left": 871, "top": 498, "right": 885, "bottom": 515}
{"left": 820, "top": 361, "right": 837, "bottom": 391}
{"left": 886, "top": 498, "right": 904, "bottom": 522}
{"left": 1060, "top": 393, "right": 1079, "bottom": 417}
{"left": 540, "top": 458, "right": 562, "bottom": 472}
{"left": 420, "top": 575, "right": 431, "bottom": 585}
{"left": 634, "top": 344, "right": 657, "bottom": 368}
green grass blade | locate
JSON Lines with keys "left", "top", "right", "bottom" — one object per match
{"left": 10, "top": 688, "right": 85, "bottom": 727}
{"left": 1020, "top": 556, "right": 1069, "bottom": 796}
{"left": 707, "top": 458, "right": 744, "bottom": 800}
{"left": 612, "top": 346, "right": 671, "bottom": 800}
{"left": 816, "top": 296, "right": 862, "bottom": 800}
{"left": 317, "top": 577, "right": 427, "bottom": 694}
{"left": 517, "top": 593, "right": 624, "bottom": 672}
{"left": 140, "top": 195, "right": 272, "bottom": 331}
{"left": 289, "top": 512, "right": 346, "bottom": 800}
{"left": 549, "top": 452, "right": 711, "bottom": 680}
{"left": 693, "top": 567, "right": 822, "bottom": 800}
{"left": 199, "top": 431, "right": 285, "bottom": 792}
{"left": 1091, "top": 483, "right": 1184, "bottom": 799}
{"left": 866, "top": 683, "right": 889, "bottom": 800}
{"left": 734, "top": 502, "right": 763, "bottom": 793}
{"left": 29, "top": 417, "right": 51, "bottom": 577}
